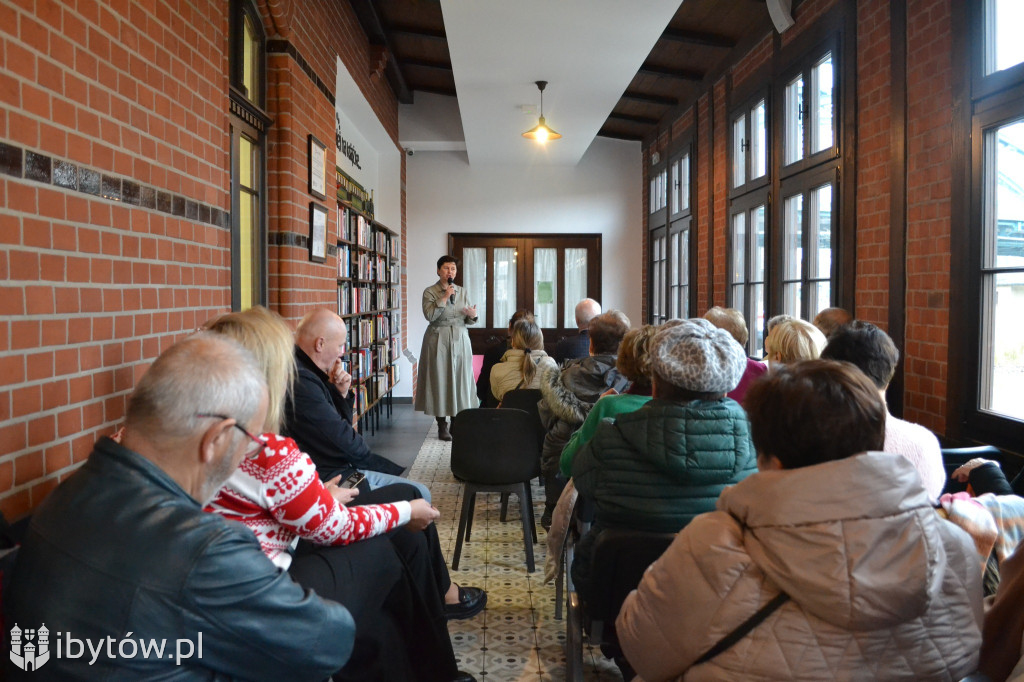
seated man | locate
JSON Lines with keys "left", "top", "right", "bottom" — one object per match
{"left": 285, "top": 308, "right": 431, "bottom": 501}
{"left": 553, "top": 298, "right": 601, "bottom": 366}
{"left": 812, "top": 305, "right": 853, "bottom": 338}
{"left": 7, "top": 334, "right": 353, "bottom": 680}
{"left": 821, "top": 320, "right": 946, "bottom": 501}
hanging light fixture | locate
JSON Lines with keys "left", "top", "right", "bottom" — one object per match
{"left": 522, "top": 81, "right": 561, "bottom": 143}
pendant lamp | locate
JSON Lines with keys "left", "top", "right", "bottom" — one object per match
{"left": 522, "top": 81, "right": 561, "bottom": 143}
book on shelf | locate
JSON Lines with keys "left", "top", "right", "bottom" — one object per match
{"left": 337, "top": 244, "right": 351, "bottom": 278}
{"left": 337, "top": 282, "right": 351, "bottom": 315}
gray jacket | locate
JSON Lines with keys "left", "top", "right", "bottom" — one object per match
{"left": 7, "top": 437, "right": 354, "bottom": 681}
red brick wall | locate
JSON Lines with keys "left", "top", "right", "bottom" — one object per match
{"left": 902, "top": 0, "right": 953, "bottom": 432}
{"left": 0, "top": 0, "right": 402, "bottom": 517}
{"left": 711, "top": 78, "right": 728, "bottom": 311}
{"left": 695, "top": 92, "right": 711, "bottom": 310}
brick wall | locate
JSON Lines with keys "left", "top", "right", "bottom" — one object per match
{"left": 0, "top": 0, "right": 403, "bottom": 517}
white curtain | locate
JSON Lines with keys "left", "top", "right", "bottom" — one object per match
{"left": 462, "top": 247, "right": 486, "bottom": 327}
{"left": 493, "top": 247, "right": 517, "bottom": 329}
{"left": 563, "top": 248, "right": 587, "bottom": 328}
{"left": 534, "top": 248, "right": 557, "bottom": 328}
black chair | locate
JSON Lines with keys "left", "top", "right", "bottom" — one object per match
{"left": 940, "top": 445, "right": 1003, "bottom": 495}
{"left": 499, "top": 388, "right": 545, "bottom": 453}
{"left": 450, "top": 408, "right": 540, "bottom": 572}
{"left": 565, "top": 527, "right": 675, "bottom": 681}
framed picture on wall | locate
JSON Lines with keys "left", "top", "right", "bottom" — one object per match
{"left": 308, "top": 134, "right": 327, "bottom": 200}
{"left": 310, "top": 203, "right": 328, "bottom": 263}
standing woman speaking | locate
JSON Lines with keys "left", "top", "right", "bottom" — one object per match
{"left": 415, "top": 255, "right": 479, "bottom": 440}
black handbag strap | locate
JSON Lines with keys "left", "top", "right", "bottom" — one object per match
{"left": 693, "top": 591, "right": 790, "bottom": 666}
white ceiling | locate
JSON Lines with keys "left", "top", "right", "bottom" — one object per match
{"left": 434, "top": 0, "right": 682, "bottom": 166}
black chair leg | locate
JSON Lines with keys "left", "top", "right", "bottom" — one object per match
{"left": 524, "top": 483, "right": 538, "bottom": 543}
{"left": 465, "top": 492, "right": 476, "bottom": 542}
{"left": 519, "top": 483, "right": 535, "bottom": 572}
{"left": 452, "top": 485, "right": 475, "bottom": 571}
{"left": 500, "top": 492, "right": 510, "bottom": 522}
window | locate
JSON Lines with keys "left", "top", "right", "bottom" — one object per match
{"left": 229, "top": 0, "right": 269, "bottom": 310}
{"left": 449, "top": 234, "right": 601, "bottom": 352}
{"left": 731, "top": 97, "right": 768, "bottom": 192}
{"left": 780, "top": 178, "right": 834, "bottom": 321}
{"left": 783, "top": 53, "right": 835, "bottom": 169}
{"left": 650, "top": 146, "right": 693, "bottom": 323}
{"left": 649, "top": 165, "right": 667, "bottom": 214}
{"left": 984, "top": 0, "right": 1024, "bottom": 75}
{"left": 729, "top": 197, "right": 767, "bottom": 357}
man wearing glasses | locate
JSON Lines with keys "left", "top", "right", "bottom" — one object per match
{"left": 7, "top": 334, "right": 355, "bottom": 680}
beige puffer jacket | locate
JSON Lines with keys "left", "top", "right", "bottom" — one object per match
{"left": 489, "top": 348, "right": 558, "bottom": 402}
{"left": 617, "top": 452, "right": 983, "bottom": 681}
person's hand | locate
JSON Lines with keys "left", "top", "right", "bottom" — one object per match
{"left": 324, "top": 475, "right": 360, "bottom": 505}
{"left": 444, "top": 283, "right": 456, "bottom": 302}
{"left": 950, "top": 457, "right": 1000, "bottom": 483}
{"left": 405, "top": 499, "right": 440, "bottom": 531}
{"left": 330, "top": 358, "right": 353, "bottom": 395}
{"left": 462, "top": 305, "right": 477, "bottom": 318}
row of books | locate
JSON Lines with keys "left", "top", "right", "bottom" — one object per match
{"left": 337, "top": 283, "right": 398, "bottom": 315}
{"left": 340, "top": 208, "right": 373, "bottom": 248}
{"left": 338, "top": 250, "right": 395, "bottom": 284}
{"left": 352, "top": 366, "right": 400, "bottom": 419}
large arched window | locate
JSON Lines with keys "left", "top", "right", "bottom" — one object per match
{"left": 229, "top": 0, "right": 270, "bottom": 310}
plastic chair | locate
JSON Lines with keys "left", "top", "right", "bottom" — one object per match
{"left": 499, "top": 388, "right": 545, "bottom": 453}
{"left": 565, "top": 527, "right": 675, "bottom": 681}
{"left": 450, "top": 408, "right": 540, "bottom": 572}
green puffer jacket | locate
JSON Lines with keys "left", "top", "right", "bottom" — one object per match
{"left": 572, "top": 397, "right": 757, "bottom": 533}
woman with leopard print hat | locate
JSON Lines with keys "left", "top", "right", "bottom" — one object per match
{"left": 570, "top": 317, "right": 758, "bottom": 602}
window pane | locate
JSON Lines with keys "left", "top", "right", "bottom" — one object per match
{"left": 751, "top": 100, "right": 767, "bottom": 179}
{"left": 731, "top": 212, "right": 747, "bottom": 285}
{"left": 462, "top": 248, "right": 486, "bottom": 328}
{"left": 811, "top": 54, "right": 834, "bottom": 154}
{"left": 980, "top": 272, "right": 1024, "bottom": 420}
{"left": 733, "top": 113, "right": 747, "bottom": 187}
{"left": 239, "top": 190, "right": 255, "bottom": 310}
{"left": 680, "top": 229, "right": 690, "bottom": 317}
{"left": 239, "top": 135, "right": 254, "bottom": 189}
{"left": 751, "top": 282, "right": 765, "bottom": 358}
{"left": 987, "top": 119, "right": 1024, "bottom": 268}
{"left": 810, "top": 281, "right": 831, "bottom": 319}
{"left": 681, "top": 153, "right": 690, "bottom": 211}
{"left": 783, "top": 282, "right": 802, "bottom": 318}
{"left": 242, "top": 14, "right": 259, "bottom": 103}
{"left": 534, "top": 248, "right": 557, "bottom": 328}
{"left": 493, "top": 247, "right": 516, "bottom": 330}
{"left": 752, "top": 205, "right": 766, "bottom": 283}
{"left": 649, "top": 179, "right": 656, "bottom": 213}
{"left": 785, "top": 75, "right": 804, "bottom": 165}
{"left": 660, "top": 170, "right": 668, "bottom": 210}
{"left": 988, "top": 0, "right": 1024, "bottom": 74}
{"left": 810, "top": 184, "right": 833, "bottom": 279}
{"left": 670, "top": 160, "right": 680, "bottom": 214}
{"left": 784, "top": 194, "right": 804, "bottom": 279}
{"left": 732, "top": 285, "right": 745, "bottom": 327}
{"left": 564, "top": 248, "right": 587, "bottom": 328}
{"left": 669, "top": 231, "right": 681, "bottom": 319}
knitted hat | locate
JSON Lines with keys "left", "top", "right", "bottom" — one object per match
{"left": 650, "top": 318, "right": 747, "bottom": 393}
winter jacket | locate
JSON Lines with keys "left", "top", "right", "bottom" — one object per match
{"left": 559, "top": 392, "right": 652, "bottom": 477}
{"left": 537, "top": 355, "right": 627, "bottom": 478}
{"left": 617, "top": 451, "right": 983, "bottom": 682}
{"left": 490, "top": 348, "right": 558, "bottom": 402}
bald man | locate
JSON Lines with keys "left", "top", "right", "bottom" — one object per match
{"left": 554, "top": 298, "right": 601, "bottom": 366}
{"left": 812, "top": 307, "right": 853, "bottom": 339}
{"left": 284, "top": 308, "right": 432, "bottom": 501}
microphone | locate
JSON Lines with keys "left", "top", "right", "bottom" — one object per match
{"left": 447, "top": 277, "right": 455, "bottom": 304}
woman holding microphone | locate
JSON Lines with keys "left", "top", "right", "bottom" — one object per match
{"left": 415, "top": 255, "right": 479, "bottom": 440}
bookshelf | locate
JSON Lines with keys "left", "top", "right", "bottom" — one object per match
{"left": 337, "top": 201, "right": 401, "bottom": 435}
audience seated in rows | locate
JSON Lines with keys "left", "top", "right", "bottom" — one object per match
{"left": 764, "top": 316, "right": 827, "bottom": 366}
{"left": 570, "top": 318, "right": 757, "bottom": 600}
{"left": 813, "top": 306, "right": 853, "bottom": 338}
{"left": 617, "top": 360, "right": 983, "bottom": 681}
{"left": 7, "top": 335, "right": 356, "bottom": 680}
{"left": 476, "top": 309, "right": 534, "bottom": 407}
{"left": 558, "top": 324, "right": 657, "bottom": 478}
{"left": 538, "top": 310, "right": 630, "bottom": 529}
{"left": 203, "top": 307, "right": 475, "bottom": 681}
{"left": 820, "top": 320, "right": 946, "bottom": 501}
{"left": 553, "top": 298, "right": 602, "bottom": 366}
{"left": 703, "top": 306, "right": 767, "bottom": 405}
{"left": 489, "top": 318, "right": 557, "bottom": 402}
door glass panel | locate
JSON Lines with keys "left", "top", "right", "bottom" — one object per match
{"left": 462, "top": 248, "right": 486, "bottom": 327}
{"left": 751, "top": 100, "right": 766, "bottom": 179}
{"left": 733, "top": 113, "right": 747, "bottom": 188}
{"left": 534, "top": 248, "right": 557, "bottom": 328}
{"left": 564, "top": 248, "right": 587, "bottom": 328}
{"left": 811, "top": 54, "right": 834, "bottom": 154}
{"left": 493, "top": 247, "right": 516, "bottom": 330}
{"left": 785, "top": 75, "right": 804, "bottom": 165}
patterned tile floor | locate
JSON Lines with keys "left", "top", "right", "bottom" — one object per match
{"left": 406, "top": 420, "right": 623, "bottom": 682}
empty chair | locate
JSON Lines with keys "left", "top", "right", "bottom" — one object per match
{"left": 450, "top": 408, "right": 540, "bottom": 572}
{"left": 499, "top": 388, "right": 545, "bottom": 454}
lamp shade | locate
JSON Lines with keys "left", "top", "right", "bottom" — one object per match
{"left": 522, "top": 81, "right": 561, "bottom": 142}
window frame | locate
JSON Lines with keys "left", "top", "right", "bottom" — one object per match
{"left": 776, "top": 36, "right": 840, "bottom": 179}
{"left": 729, "top": 89, "right": 771, "bottom": 197}
{"left": 648, "top": 138, "right": 695, "bottom": 324}
{"left": 727, "top": 190, "right": 770, "bottom": 357}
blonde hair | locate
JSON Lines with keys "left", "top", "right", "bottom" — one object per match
{"left": 510, "top": 319, "right": 544, "bottom": 388}
{"left": 206, "top": 306, "right": 296, "bottom": 433}
{"left": 765, "top": 318, "right": 827, "bottom": 365}
{"left": 616, "top": 325, "right": 657, "bottom": 387}
{"left": 703, "top": 307, "right": 749, "bottom": 347}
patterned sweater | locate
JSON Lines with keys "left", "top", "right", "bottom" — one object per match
{"left": 206, "top": 433, "right": 411, "bottom": 569}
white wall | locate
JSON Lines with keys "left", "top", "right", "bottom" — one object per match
{"left": 395, "top": 136, "right": 642, "bottom": 397}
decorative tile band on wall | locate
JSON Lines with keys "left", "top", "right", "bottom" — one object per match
{"left": 268, "top": 231, "right": 338, "bottom": 258}
{"left": 0, "top": 140, "right": 230, "bottom": 230}
{"left": 267, "top": 39, "right": 335, "bottom": 105}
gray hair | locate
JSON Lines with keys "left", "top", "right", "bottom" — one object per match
{"left": 126, "top": 333, "right": 267, "bottom": 443}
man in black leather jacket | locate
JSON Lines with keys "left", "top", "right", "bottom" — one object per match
{"left": 6, "top": 335, "right": 354, "bottom": 681}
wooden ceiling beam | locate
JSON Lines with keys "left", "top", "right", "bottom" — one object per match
{"left": 621, "top": 90, "right": 678, "bottom": 106}
{"left": 348, "top": 0, "right": 414, "bottom": 103}
{"left": 597, "top": 129, "right": 645, "bottom": 142}
{"left": 660, "top": 28, "right": 736, "bottom": 48}
{"left": 386, "top": 23, "right": 448, "bottom": 41}
{"left": 414, "top": 85, "right": 458, "bottom": 97}
{"left": 608, "top": 112, "right": 661, "bottom": 125}
{"left": 403, "top": 57, "right": 453, "bottom": 72}
{"left": 638, "top": 62, "right": 705, "bottom": 81}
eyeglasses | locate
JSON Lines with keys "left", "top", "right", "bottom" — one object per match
{"left": 196, "top": 413, "right": 265, "bottom": 459}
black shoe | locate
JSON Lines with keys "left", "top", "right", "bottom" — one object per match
{"left": 438, "top": 420, "right": 452, "bottom": 442}
{"left": 540, "top": 508, "right": 553, "bottom": 532}
{"left": 444, "top": 585, "right": 486, "bottom": 620}
{"left": 451, "top": 672, "right": 477, "bottom": 682}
